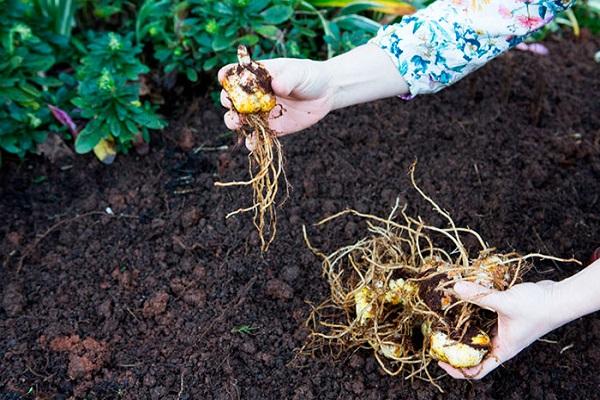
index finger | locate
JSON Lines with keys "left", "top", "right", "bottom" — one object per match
{"left": 438, "top": 355, "right": 501, "bottom": 380}
{"left": 217, "top": 64, "right": 236, "bottom": 83}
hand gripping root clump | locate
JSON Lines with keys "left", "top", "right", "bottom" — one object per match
{"left": 298, "top": 165, "right": 578, "bottom": 391}
{"left": 216, "top": 45, "right": 288, "bottom": 252}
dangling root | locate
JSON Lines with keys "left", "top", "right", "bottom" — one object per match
{"left": 215, "top": 113, "right": 288, "bottom": 251}
{"left": 296, "top": 165, "right": 580, "bottom": 391}
{"left": 215, "top": 45, "right": 289, "bottom": 252}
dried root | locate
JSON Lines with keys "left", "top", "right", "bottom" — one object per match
{"left": 216, "top": 45, "right": 288, "bottom": 252}
{"left": 298, "top": 165, "right": 578, "bottom": 391}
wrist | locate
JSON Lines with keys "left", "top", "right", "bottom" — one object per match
{"left": 538, "top": 260, "right": 600, "bottom": 336}
{"left": 545, "top": 281, "right": 573, "bottom": 330}
{"left": 321, "top": 44, "right": 409, "bottom": 111}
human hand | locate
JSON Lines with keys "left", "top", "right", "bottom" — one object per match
{"left": 218, "top": 44, "right": 410, "bottom": 150}
{"left": 439, "top": 279, "right": 562, "bottom": 379}
{"left": 218, "top": 57, "right": 334, "bottom": 141}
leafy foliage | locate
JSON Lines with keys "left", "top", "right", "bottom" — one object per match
{"left": 141, "top": 0, "right": 401, "bottom": 79}
{"left": 0, "top": 4, "right": 58, "bottom": 158}
{"left": 73, "top": 32, "right": 165, "bottom": 154}
{"left": 33, "top": 0, "right": 78, "bottom": 37}
{"left": 530, "top": 1, "right": 600, "bottom": 40}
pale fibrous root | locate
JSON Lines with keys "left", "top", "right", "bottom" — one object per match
{"left": 297, "top": 164, "right": 579, "bottom": 391}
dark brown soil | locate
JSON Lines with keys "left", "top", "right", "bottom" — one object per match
{"left": 2, "top": 38, "right": 600, "bottom": 400}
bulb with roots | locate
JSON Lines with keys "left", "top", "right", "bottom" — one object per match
{"left": 217, "top": 45, "right": 288, "bottom": 252}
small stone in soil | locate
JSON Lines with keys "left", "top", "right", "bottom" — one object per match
{"left": 143, "top": 291, "right": 169, "bottom": 318}
{"left": 2, "top": 282, "right": 25, "bottom": 317}
{"left": 281, "top": 264, "right": 300, "bottom": 283}
{"left": 178, "top": 127, "right": 195, "bottom": 152}
{"left": 192, "top": 265, "right": 206, "bottom": 280}
{"left": 181, "top": 207, "right": 201, "bottom": 228}
{"left": 183, "top": 288, "right": 206, "bottom": 307}
{"left": 265, "top": 279, "right": 294, "bottom": 300}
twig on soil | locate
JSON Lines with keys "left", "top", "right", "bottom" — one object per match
{"left": 124, "top": 305, "right": 141, "bottom": 323}
{"left": 537, "top": 338, "right": 558, "bottom": 344}
{"left": 177, "top": 371, "right": 185, "bottom": 400}
{"left": 473, "top": 163, "right": 482, "bottom": 186}
{"left": 117, "top": 363, "right": 143, "bottom": 368}
{"left": 560, "top": 343, "right": 574, "bottom": 354}
{"left": 173, "top": 188, "right": 203, "bottom": 195}
{"left": 532, "top": 226, "right": 563, "bottom": 273}
{"left": 172, "top": 236, "right": 204, "bottom": 252}
{"left": 193, "top": 145, "right": 229, "bottom": 153}
{"left": 25, "top": 364, "right": 54, "bottom": 381}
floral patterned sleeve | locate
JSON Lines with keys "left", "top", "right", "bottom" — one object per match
{"left": 369, "top": 0, "right": 575, "bottom": 97}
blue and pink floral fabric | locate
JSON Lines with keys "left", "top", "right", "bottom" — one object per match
{"left": 370, "top": 0, "right": 575, "bottom": 96}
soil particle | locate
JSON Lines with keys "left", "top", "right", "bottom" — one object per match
{"left": 192, "top": 265, "right": 207, "bottom": 280}
{"left": 349, "top": 354, "right": 365, "bottom": 369}
{"left": 182, "top": 288, "right": 206, "bottom": 307}
{"left": 6, "top": 231, "right": 22, "bottom": 247}
{"left": 142, "top": 291, "right": 170, "bottom": 318}
{"left": 111, "top": 267, "right": 138, "bottom": 289}
{"left": 265, "top": 279, "right": 294, "bottom": 300}
{"left": 181, "top": 207, "right": 202, "bottom": 228}
{"left": 143, "top": 374, "right": 157, "bottom": 387}
{"left": 178, "top": 127, "right": 196, "bottom": 152}
{"left": 240, "top": 340, "right": 257, "bottom": 354}
{"left": 107, "top": 190, "right": 127, "bottom": 212}
{"left": 2, "top": 282, "right": 25, "bottom": 317}
{"left": 48, "top": 336, "right": 109, "bottom": 380}
{"left": 96, "top": 299, "right": 112, "bottom": 319}
{"left": 280, "top": 264, "right": 300, "bottom": 283}
{"left": 169, "top": 277, "right": 190, "bottom": 295}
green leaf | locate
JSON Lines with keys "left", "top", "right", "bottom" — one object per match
{"left": 333, "top": 15, "right": 381, "bottom": 34}
{"left": 255, "top": 25, "right": 280, "bottom": 39}
{"left": 306, "top": 0, "right": 415, "bottom": 15}
{"left": 203, "top": 56, "right": 219, "bottom": 71}
{"left": 109, "top": 115, "right": 123, "bottom": 137}
{"left": 260, "top": 5, "right": 293, "bottom": 24}
{"left": 75, "top": 120, "right": 105, "bottom": 153}
{"left": 1, "top": 87, "right": 36, "bottom": 105}
{"left": 126, "top": 119, "right": 138, "bottom": 134}
{"left": 338, "top": 2, "right": 377, "bottom": 15}
{"left": 245, "top": 0, "right": 270, "bottom": 13}
{"left": 133, "top": 111, "right": 164, "bottom": 130}
{"left": 297, "top": 27, "right": 318, "bottom": 37}
{"left": 212, "top": 35, "right": 236, "bottom": 51}
{"left": 186, "top": 68, "right": 198, "bottom": 82}
{"left": 224, "top": 24, "right": 240, "bottom": 37}
{"left": 236, "top": 34, "right": 259, "bottom": 47}
{"left": 214, "top": 2, "right": 233, "bottom": 15}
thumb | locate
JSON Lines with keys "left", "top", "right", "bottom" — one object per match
{"left": 454, "top": 281, "right": 505, "bottom": 313}
{"left": 259, "top": 59, "right": 296, "bottom": 97}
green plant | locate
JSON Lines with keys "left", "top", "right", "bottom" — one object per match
{"left": 33, "top": 0, "right": 78, "bottom": 38}
{"left": 72, "top": 32, "right": 165, "bottom": 159}
{"left": 147, "top": 0, "right": 299, "bottom": 80}
{"left": 530, "top": 0, "right": 600, "bottom": 41}
{"left": 142, "top": 0, "right": 406, "bottom": 82}
{"left": 0, "top": 6, "right": 60, "bottom": 160}
{"left": 231, "top": 324, "right": 258, "bottom": 335}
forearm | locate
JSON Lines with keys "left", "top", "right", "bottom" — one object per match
{"left": 321, "top": 44, "right": 409, "bottom": 110}
{"left": 551, "top": 260, "right": 600, "bottom": 327}
{"left": 369, "top": 0, "right": 575, "bottom": 97}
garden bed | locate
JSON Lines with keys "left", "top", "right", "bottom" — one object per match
{"left": 1, "top": 37, "right": 600, "bottom": 399}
